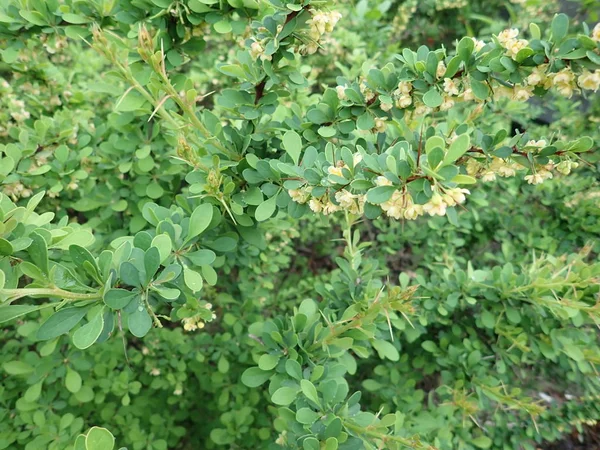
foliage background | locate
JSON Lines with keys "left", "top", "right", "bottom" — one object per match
{"left": 1, "top": 0, "right": 599, "bottom": 449}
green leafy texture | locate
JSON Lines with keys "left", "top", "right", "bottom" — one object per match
{"left": 241, "top": 367, "right": 271, "bottom": 387}
{"left": 127, "top": 307, "right": 152, "bottom": 338}
{"left": 258, "top": 354, "right": 279, "bottom": 370}
{"left": 471, "top": 436, "right": 493, "bottom": 449}
{"left": 104, "top": 289, "right": 138, "bottom": 310}
{"left": 255, "top": 195, "right": 278, "bottom": 222}
{"left": 452, "top": 174, "right": 477, "bottom": 184}
{"left": 366, "top": 186, "right": 396, "bottom": 204}
{"left": 28, "top": 232, "right": 49, "bottom": 276}
{"left": 444, "top": 134, "right": 471, "bottom": 165}
{"left": 372, "top": 339, "right": 400, "bottom": 361}
{"left": 183, "top": 267, "right": 203, "bottom": 292}
{"left": 0, "top": 238, "right": 13, "bottom": 256}
{"left": 0, "top": 304, "right": 52, "bottom": 324}
{"left": 551, "top": 13, "right": 569, "bottom": 43}
{"left": 271, "top": 387, "right": 298, "bottom": 406}
{"left": 69, "top": 245, "right": 100, "bottom": 279}
{"left": 85, "top": 427, "right": 115, "bottom": 450}
{"left": 119, "top": 261, "right": 140, "bottom": 287}
{"left": 65, "top": 368, "right": 83, "bottom": 393}
{"left": 36, "top": 307, "right": 91, "bottom": 341}
{"left": 144, "top": 246, "right": 161, "bottom": 283}
{"left": 423, "top": 89, "right": 443, "bottom": 108}
{"left": 285, "top": 359, "right": 302, "bottom": 380}
{"left": 3, "top": 361, "right": 34, "bottom": 375}
{"left": 282, "top": 130, "right": 302, "bottom": 165}
{"left": 72, "top": 308, "right": 105, "bottom": 349}
{"left": 300, "top": 379, "right": 320, "bottom": 406}
{"left": 187, "top": 203, "right": 213, "bottom": 242}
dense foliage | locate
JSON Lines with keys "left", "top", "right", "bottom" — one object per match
{"left": 1, "top": 1, "right": 600, "bottom": 449}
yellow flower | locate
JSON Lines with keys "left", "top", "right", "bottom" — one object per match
{"left": 436, "top": 61, "right": 446, "bottom": 79}
{"left": 395, "top": 94, "right": 412, "bottom": 108}
{"left": 374, "top": 117, "right": 387, "bottom": 133}
{"left": 423, "top": 193, "right": 447, "bottom": 217}
{"left": 592, "top": 23, "right": 600, "bottom": 42}
{"left": 497, "top": 28, "right": 519, "bottom": 46}
{"left": 443, "top": 78, "right": 459, "bottom": 96}
{"left": 577, "top": 70, "right": 600, "bottom": 92}
{"left": 327, "top": 164, "right": 345, "bottom": 177}
{"left": 375, "top": 176, "right": 392, "bottom": 186}
{"left": 439, "top": 96, "right": 455, "bottom": 111}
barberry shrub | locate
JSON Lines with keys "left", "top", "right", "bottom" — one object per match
{"left": 1, "top": 1, "right": 600, "bottom": 449}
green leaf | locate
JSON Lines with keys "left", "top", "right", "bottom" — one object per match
{"left": 24, "top": 381, "right": 42, "bottom": 402}
{"left": 452, "top": 174, "right": 477, "bottom": 184}
{"left": 0, "top": 238, "right": 13, "bottom": 256}
{"left": 72, "top": 309, "right": 104, "bottom": 349}
{"left": 119, "top": 262, "right": 140, "bottom": 287}
{"left": 472, "top": 436, "right": 492, "bottom": 449}
{"left": 481, "top": 310, "right": 496, "bottom": 329}
{"left": 303, "top": 437, "right": 319, "bottom": 450}
{"left": 28, "top": 232, "right": 49, "bottom": 275}
{"left": 423, "top": 89, "right": 443, "bottom": 108}
{"left": 457, "top": 36, "right": 474, "bottom": 62}
{"left": 104, "top": 289, "right": 137, "bottom": 310}
{"left": 255, "top": 195, "right": 277, "bottom": 222}
{"left": 444, "top": 134, "right": 471, "bottom": 165}
{"left": 296, "top": 408, "right": 320, "bottom": 425}
{"left": 470, "top": 80, "right": 489, "bottom": 100}
{"left": 86, "top": 427, "right": 115, "bottom": 450}
{"left": 69, "top": 245, "right": 99, "bottom": 279}
{"left": 213, "top": 20, "right": 232, "bottom": 34}
{"left": 3, "top": 361, "right": 34, "bottom": 375}
{"left": 127, "top": 308, "right": 152, "bottom": 338}
{"left": 300, "top": 379, "right": 320, "bottom": 406}
{"left": 356, "top": 113, "right": 375, "bottom": 131}
{"left": 0, "top": 304, "right": 52, "bottom": 324}
{"left": 282, "top": 130, "right": 302, "bottom": 165}
{"left": 366, "top": 186, "right": 396, "bottom": 204}
{"left": 144, "top": 247, "right": 161, "bottom": 282}
{"left": 551, "top": 13, "right": 569, "bottom": 43}
{"left": 241, "top": 367, "right": 271, "bottom": 387}
{"left": 65, "top": 368, "right": 82, "bottom": 393}
{"left": 183, "top": 267, "right": 203, "bottom": 292}
{"left": 271, "top": 386, "right": 298, "bottom": 406}
{"left": 62, "top": 13, "right": 90, "bottom": 24}
{"left": 372, "top": 340, "right": 400, "bottom": 361}
{"left": 187, "top": 204, "right": 213, "bottom": 242}
{"left": 285, "top": 359, "right": 302, "bottom": 380}
{"left": 258, "top": 354, "right": 279, "bottom": 370}
{"left": 36, "top": 307, "right": 91, "bottom": 341}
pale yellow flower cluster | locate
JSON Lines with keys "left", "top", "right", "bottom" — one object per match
{"left": 577, "top": 70, "right": 600, "bottom": 92}
{"left": 393, "top": 81, "right": 413, "bottom": 109}
{"left": 9, "top": 98, "right": 30, "bottom": 122}
{"left": 471, "top": 37, "right": 486, "bottom": 52}
{"left": 381, "top": 189, "right": 424, "bottom": 220}
{"left": 548, "top": 68, "right": 577, "bottom": 98}
{"left": 375, "top": 176, "right": 469, "bottom": 220}
{"left": 2, "top": 182, "right": 33, "bottom": 201}
{"left": 465, "top": 140, "right": 579, "bottom": 186}
{"left": 183, "top": 304, "right": 214, "bottom": 332}
{"left": 334, "top": 189, "right": 365, "bottom": 215}
{"left": 497, "top": 28, "right": 529, "bottom": 60}
{"left": 593, "top": 23, "right": 600, "bottom": 42}
{"left": 300, "top": 9, "right": 342, "bottom": 55}
{"left": 288, "top": 186, "right": 312, "bottom": 204}
{"left": 249, "top": 40, "right": 271, "bottom": 61}
{"left": 308, "top": 196, "right": 341, "bottom": 215}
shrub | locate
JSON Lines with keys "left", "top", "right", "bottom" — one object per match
{"left": 1, "top": 1, "right": 600, "bottom": 449}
